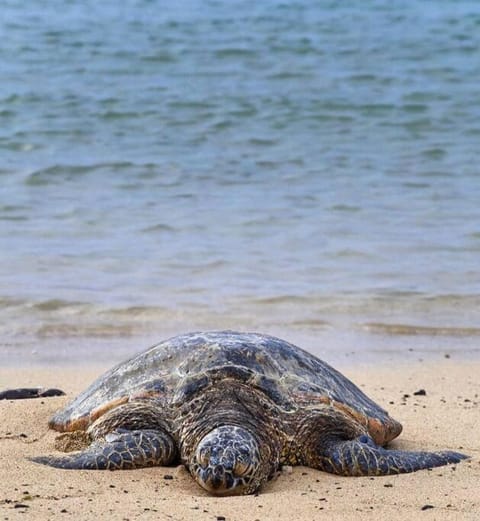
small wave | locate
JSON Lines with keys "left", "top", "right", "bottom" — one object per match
{"left": 0, "top": 296, "right": 24, "bottom": 309}
{"left": 25, "top": 164, "right": 92, "bottom": 184}
{"left": 402, "top": 182, "right": 430, "bottom": 189}
{"left": 250, "top": 295, "right": 312, "bottom": 306}
{"left": 167, "top": 100, "right": 217, "bottom": 111}
{"left": 1, "top": 140, "right": 42, "bottom": 152}
{"left": 289, "top": 319, "right": 331, "bottom": 330}
{"left": 401, "top": 103, "right": 428, "bottom": 113}
{"left": 0, "top": 215, "right": 28, "bottom": 221}
{"left": 0, "top": 109, "right": 16, "bottom": 117}
{"left": 349, "top": 74, "right": 378, "bottom": 82}
{"left": 267, "top": 71, "right": 312, "bottom": 80}
{"left": 25, "top": 161, "right": 141, "bottom": 185}
{"left": 32, "top": 299, "right": 87, "bottom": 312}
{"left": 421, "top": 147, "right": 447, "bottom": 159}
{"left": 141, "top": 223, "right": 177, "bottom": 234}
{"left": 0, "top": 296, "right": 92, "bottom": 313}
{"left": 332, "top": 249, "right": 371, "bottom": 259}
{"left": 362, "top": 322, "right": 480, "bottom": 337}
{"left": 36, "top": 323, "right": 135, "bottom": 338}
{"left": 100, "top": 111, "right": 155, "bottom": 120}
{"left": 100, "top": 305, "right": 174, "bottom": 319}
{"left": 141, "top": 52, "right": 176, "bottom": 63}
{"left": 248, "top": 137, "right": 277, "bottom": 146}
{"left": 215, "top": 48, "right": 257, "bottom": 58}
{"left": 0, "top": 204, "right": 29, "bottom": 212}
{"left": 329, "top": 204, "right": 361, "bottom": 212}
{"left": 359, "top": 103, "right": 395, "bottom": 114}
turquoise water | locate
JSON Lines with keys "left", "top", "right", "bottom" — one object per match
{"left": 1, "top": 1, "right": 480, "bottom": 364}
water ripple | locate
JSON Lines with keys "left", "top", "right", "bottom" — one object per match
{"left": 1, "top": 1, "right": 480, "bottom": 355}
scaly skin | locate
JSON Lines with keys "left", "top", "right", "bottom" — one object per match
{"left": 30, "top": 383, "right": 468, "bottom": 493}
{"left": 32, "top": 429, "right": 177, "bottom": 470}
{"left": 311, "top": 434, "right": 467, "bottom": 475}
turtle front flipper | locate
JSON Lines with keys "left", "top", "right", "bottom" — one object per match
{"left": 312, "top": 435, "right": 468, "bottom": 476}
{"left": 31, "top": 429, "right": 177, "bottom": 470}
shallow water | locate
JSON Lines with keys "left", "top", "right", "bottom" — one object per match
{"left": 1, "top": 1, "right": 480, "bottom": 364}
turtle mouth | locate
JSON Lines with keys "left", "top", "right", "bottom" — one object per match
{"left": 194, "top": 465, "right": 249, "bottom": 496}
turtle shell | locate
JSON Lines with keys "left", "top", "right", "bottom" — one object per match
{"left": 50, "top": 331, "right": 400, "bottom": 443}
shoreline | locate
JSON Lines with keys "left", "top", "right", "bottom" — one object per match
{"left": 1, "top": 358, "right": 479, "bottom": 520}
{"left": 3, "top": 325, "right": 480, "bottom": 370}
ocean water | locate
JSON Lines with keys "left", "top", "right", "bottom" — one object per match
{"left": 1, "top": 1, "right": 480, "bottom": 365}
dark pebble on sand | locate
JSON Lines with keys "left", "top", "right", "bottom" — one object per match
{"left": 414, "top": 389, "right": 427, "bottom": 396}
{"left": 0, "top": 389, "right": 38, "bottom": 400}
{"left": 421, "top": 505, "right": 434, "bottom": 511}
{"left": 0, "top": 387, "right": 65, "bottom": 400}
{"left": 216, "top": 516, "right": 226, "bottom": 521}
{"left": 163, "top": 475, "right": 173, "bottom": 480}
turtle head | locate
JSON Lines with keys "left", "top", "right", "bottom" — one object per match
{"left": 190, "top": 426, "right": 266, "bottom": 495}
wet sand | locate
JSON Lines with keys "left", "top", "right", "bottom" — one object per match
{"left": 1, "top": 360, "right": 479, "bottom": 520}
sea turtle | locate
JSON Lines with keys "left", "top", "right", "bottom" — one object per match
{"left": 32, "top": 331, "right": 467, "bottom": 495}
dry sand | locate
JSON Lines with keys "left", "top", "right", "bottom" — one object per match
{"left": 1, "top": 360, "right": 479, "bottom": 520}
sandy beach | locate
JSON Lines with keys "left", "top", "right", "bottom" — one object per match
{"left": 3, "top": 2, "right": 480, "bottom": 520}
{"left": 1, "top": 359, "right": 478, "bottom": 520}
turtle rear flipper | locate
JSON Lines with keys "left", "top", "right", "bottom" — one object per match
{"left": 314, "top": 435, "right": 468, "bottom": 476}
{"left": 31, "top": 429, "right": 177, "bottom": 470}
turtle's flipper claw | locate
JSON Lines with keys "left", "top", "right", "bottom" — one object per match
{"left": 317, "top": 436, "right": 469, "bottom": 476}
{"left": 31, "top": 429, "right": 177, "bottom": 470}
